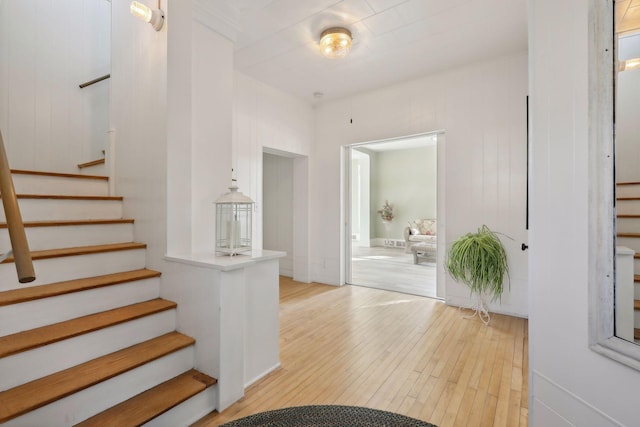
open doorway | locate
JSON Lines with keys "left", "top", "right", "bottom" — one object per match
{"left": 344, "top": 132, "right": 445, "bottom": 299}
{"left": 262, "top": 148, "right": 311, "bottom": 282}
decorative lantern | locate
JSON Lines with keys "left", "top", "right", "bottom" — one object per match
{"left": 215, "top": 178, "right": 253, "bottom": 256}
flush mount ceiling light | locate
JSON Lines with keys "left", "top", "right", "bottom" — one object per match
{"left": 320, "top": 27, "right": 352, "bottom": 59}
{"left": 130, "top": 1, "right": 164, "bottom": 31}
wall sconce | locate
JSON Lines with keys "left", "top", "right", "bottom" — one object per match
{"left": 619, "top": 57, "right": 640, "bottom": 72}
{"left": 320, "top": 27, "right": 352, "bottom": 59}
{"left": 130, "top": 1, "right": 164, "bottom": 31}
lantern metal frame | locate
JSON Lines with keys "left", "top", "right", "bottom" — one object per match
{"left": 215, "top": 181, "right": 253, "bottom": 256}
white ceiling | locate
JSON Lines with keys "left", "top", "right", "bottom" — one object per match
{"left": 202, "top": 0, "right": 528, "bottom": 103}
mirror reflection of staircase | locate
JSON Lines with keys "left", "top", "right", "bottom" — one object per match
{"left": 0, "top": 164, "right": 217, "bottom": 426}
{"left": 616, "top": 181, "right": 640, "bottom": 343}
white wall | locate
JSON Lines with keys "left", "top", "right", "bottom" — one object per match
{"left": 233, "top": 72, "right": 314, "bottom": 281}
{"left": 351, "top": 148, "right": 371, "bottom": 246}
{"left": 0, "top": 0, "right": 110, "bottom": 172}
{"left": 370, "top": 146, "right": 437, "bottom": 240}
{"left": 529, "top": 1, "right": 640, "bottom": 425}
{"left": 263, "top": 152, "right": 294, "bottom": 277}
{"left": 313, "top": 52, "right": 529, "bottom": 317}
{"left": 112, "top": 0, "right": 235, "bottom": 386}
{"left": 111, "top": 0, "right": 167, "bottom": 270}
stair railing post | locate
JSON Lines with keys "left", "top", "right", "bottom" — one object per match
{"left": 0, "top": 130, "right": 35, "bottom": 283}
{"left": 106, "top": 128, "right": 116, "bottom": 196}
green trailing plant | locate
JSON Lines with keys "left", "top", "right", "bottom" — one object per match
{"left": 446, "top": 225, "right": 510, "bottom": 302}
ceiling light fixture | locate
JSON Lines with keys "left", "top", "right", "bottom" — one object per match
{"left": 130, "top": 1, "right": 164, "bottom": 31}
{"left": 320, "top": 27, "right": 352, "bottom": 59}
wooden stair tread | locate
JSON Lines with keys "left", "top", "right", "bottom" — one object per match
{"left": 617, "top": 232, "right": 640, "bottom": 238}
{"left": 10, "top": 169, "right": 108, "bottom": 181}
{"left": 77, "top": 159, "right": 105, "bottom": 169}
{"left": 617, "top": 214, "right": 640, "bottom": 218}
{"left": 0, "top": 299, "right": 176, "bottom": 358}
{"left": 635, "top": 329, "right": 640, "bottom": 340}
{"left": 635, "top": 300, "right": 640, "bottom": 310}
{"left": 0, "top": 219, "right": 134, "bottom": 229}
{"left": 617, "top": 182, "right": 640, "bottom": 186}
{"left": 0, "top": 332, "right": 195, "bottom": 423}
{"left": 0, "top": 269, "right": 160, "bottom": 306}
{"left": 635, "top": 274, "right": 640, "bottom": 282}
{"left": 617, "top": 197, "right": 640, "bottom": 201}
{"left": 1, "top": 242, "right": 146, "bottom": 264}
{"left": 8, "top": 194, "right": 122, "bottom": 201}
{"left": 74, "top": 369, "right": 217, "bottom": 427}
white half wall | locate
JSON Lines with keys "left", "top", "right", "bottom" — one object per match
{"left": 313, "top": 52, "right": 529, "bottom": 317}
{"left": 529, "top": 0, "right": 640, "bottom": 425}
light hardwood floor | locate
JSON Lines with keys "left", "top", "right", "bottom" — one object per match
{"left": 351, "top": 246, "right": 437, "bottom": 298}
{"left": 193, "top": 277, "right": 528, "bottom": 427}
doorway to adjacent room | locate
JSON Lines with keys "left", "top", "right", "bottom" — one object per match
{"left": 344, "top": 132, "right": 445, "bottom": 299}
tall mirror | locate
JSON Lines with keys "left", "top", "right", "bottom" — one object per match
{"left": 615, "top": 1, "right": 640, "bottom": 344}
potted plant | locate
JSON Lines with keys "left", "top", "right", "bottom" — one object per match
{"left": 446, "top": 225, "right": 510, "bottom": 324}
{"left": 377, "top": 200, "right": 394, "bottom": 222}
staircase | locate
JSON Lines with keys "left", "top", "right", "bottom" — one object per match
{"left": 616, "top": 182, "right": 640, "bottom": 342}
{"left": 0, "top": 167, "right": 217, "bottom": 426}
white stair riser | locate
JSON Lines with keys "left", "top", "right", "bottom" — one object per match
{"left": 144, "top": 386, "right": 217, "bottom": 427}
{"left": 0, "top": 310, "right": 176, "bottom": 391}
{"left": 634, "top": 257, "right": 640, "bottom": 273}
{"left": 0, "top": 223, "right": 134, "bottom": 252}
{"left": 617, "top": 199, "right": 640, "bottom": 215}
{"left": 635, "top": 282, "right": 640, "bottom": 300}
{"left": 79, "top": 163, "right": 106, "bottom": 176}
{"left": 12, "top": 174, "right": 108, "bottom": 197}
{"left": 0, "top": 198, "right": 122, "bottom": 222}
{"left": 616, "top": 185, "right": 640, "bottom": 198}
{"left": 0, "top": 277, "right": 160, "bottom": 336}
{"left": 616, "top": 237, "right": 640, "bottom": 254}
{"left": 0, "top": 248, "right": 147, "bottom": 291}
{"left": 635, "top": 309, "right": 640, "bottom": 329}
{"left": 617, "top": 217, "right": 640, "bottom": 234}
{"left": 5, "top": 347, "right": 195, "bottom": 427}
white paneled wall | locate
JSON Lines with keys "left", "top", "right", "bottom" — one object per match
{"left": 313, "top": 52, "right": 529, "bottom": 317}
{"left": 0, "top": 0, "right": 110, "bottom": 172}
{"left": 233, "top": 72, "right": 313, "bottom": 255}
{"left": 111, "top": 0, "right": 167, "bottom": 269}
{"left": 263, "top": 153, "right": 294, "bottom": 277}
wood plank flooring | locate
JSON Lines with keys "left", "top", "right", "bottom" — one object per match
{"left": 193, "top": 277, "right": 528, "bottom": 427}
{"left": 350, "top": 246, "right": 437, "bottom": 298}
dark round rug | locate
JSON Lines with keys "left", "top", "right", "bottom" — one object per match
{"left": 220, "top": 405, "right": 438, "bottom": 426}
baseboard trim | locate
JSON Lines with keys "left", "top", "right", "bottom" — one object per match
{"left": 244, "top": 363, "right": 281, "bottom": 388}
{"left": 532, "top": 370, "right": 625, "bottom": 426}
{"left": 445, "top": 295, "right": 528, "bottom": 319}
